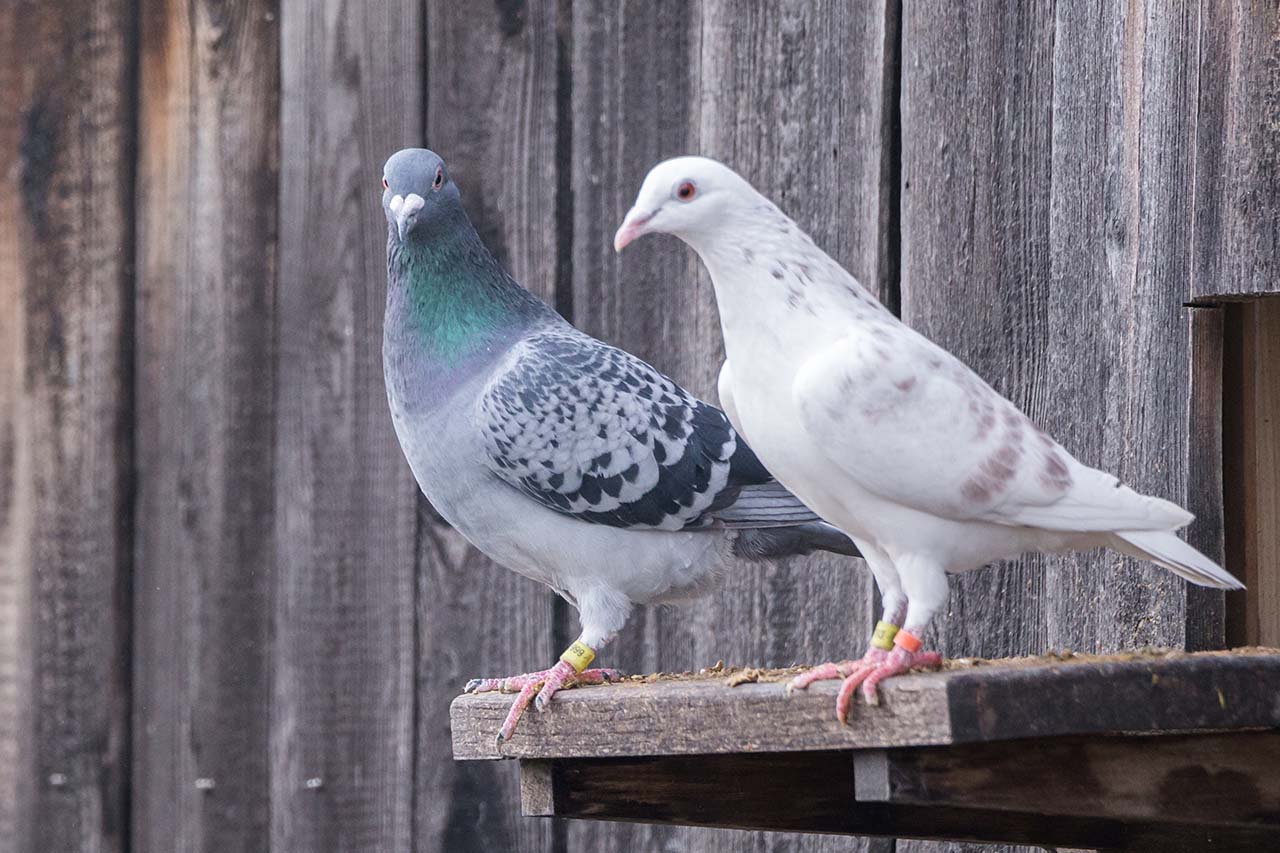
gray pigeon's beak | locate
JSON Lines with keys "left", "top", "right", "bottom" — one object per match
{"left": 613, "top": 207, "right": 656, "bottom": 253}
{"left": 390, "top": 192, "right": 426, "bottom": 241}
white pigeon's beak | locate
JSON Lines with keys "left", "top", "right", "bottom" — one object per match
{"left": 613, "top": 206, "right": 657, "bottom": 253}
{"left": 390, "top": 192, "right": 426, "bottom": 241}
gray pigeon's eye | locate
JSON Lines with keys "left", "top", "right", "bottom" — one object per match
{"left": 676, "top": 180, "right": 696, "bottom": 201}
{"left": 432, "top": 167, "right": 444, "bottom": 191}
{"left": 381, "top": 177, "right": 389, "bottom": 190}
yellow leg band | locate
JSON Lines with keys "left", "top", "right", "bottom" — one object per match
{"left": 559, "top": 640, "right": 595, "bottom": 673}
{"left": 870, "top": 620, "right": 900, "bottom": 651}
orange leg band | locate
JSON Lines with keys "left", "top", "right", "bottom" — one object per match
{"left": 893, "top": 629, "right": 923, "bottom": 653}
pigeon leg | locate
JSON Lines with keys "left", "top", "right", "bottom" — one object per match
{"left": 857, "top": 564, "right": 946, "bottom": 704}
{"left": 859, "top": 633, "right": 942, "bottom": 704}
{"left": 789, "top": 553, "right": 907, "bottom": 723}
{"left": 463, "top": 638, "right": 621, "bottom": 743}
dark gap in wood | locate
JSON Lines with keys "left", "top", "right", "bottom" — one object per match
{"left": 551, "top": 9, "right": 574, "bottom": 852}
{"left": 552, "top": 0, "right": 574, "bottom": 324}
{"left": 880, "top": 0, "right": 903, "bottom": 318}
{"left": 116, "top": 2, "right": 142, "bottom": 848}
{"left": 1223, "top": 302, "right": 1249, "bottom": 647}
{"left": 420, "top": 0, "right": 430, "bottom": 146}
{"left": 412, "top": 8, "right": 430, "bottom": 849}
{"left": 1185, "top": 306, "right": 1228, "bottom": 650}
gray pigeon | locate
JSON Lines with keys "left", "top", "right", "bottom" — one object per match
{"left": 380, "top": 148, "right": 859, "bottom": 742}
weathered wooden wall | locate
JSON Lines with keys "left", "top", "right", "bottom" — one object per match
{"left": 1, "top": 2, "right": 1276, "bottom": 852}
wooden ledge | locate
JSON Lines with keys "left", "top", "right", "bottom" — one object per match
{"left": 450, "top": 650, "right": 1280, "bottom": 849}
{"left": 451, "top": 648, "right": 1280, "bottom": 760}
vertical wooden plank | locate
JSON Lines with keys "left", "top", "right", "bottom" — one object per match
{"left": 900, "top": 1, "right": 1215, "bottom": 850}
{"left": 1190, "top": 0, "right": 1279, "bottom": 299}
{"left": 414, "top": 1, "right": 560, "bottom": 851}
{"left": 570, "top": 3, "right": 894, "bottom": 852}
{"left": 0, "top": 2, "right": 134, "bottom": 851}
{"left": 133, "top": 2, "right": 278, "bottom": 851}
{"left": 1225, "top": 300, "right": 1280, "bottom": 647}
{"left": 1044, "top": 0, "right": 1210, "bottom": 651}
{"left": 272, "top": 2, "right": 419, "bottom": 852}
{"left": 899, "top": 0, "right": 1056, "bottom": 667}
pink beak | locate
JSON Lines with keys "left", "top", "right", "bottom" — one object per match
{"left": 613, "top": 208, "right": 656, "bottom": 252}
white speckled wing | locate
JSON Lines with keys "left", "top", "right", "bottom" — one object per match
{"left": 790, "top": 325, "right": 1191, "bottom": 533}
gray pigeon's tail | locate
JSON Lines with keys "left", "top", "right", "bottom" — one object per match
{"left": 731, "top": 521, "right": 861, "bottom": 561}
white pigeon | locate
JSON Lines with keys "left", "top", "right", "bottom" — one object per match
{"left": 615, "top": 156, "right": 1243, "bottom": 720}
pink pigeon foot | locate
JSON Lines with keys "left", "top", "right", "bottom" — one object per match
{"left": 857, "top": 646, "right": 942, "bottom": 707}
{"left": 465, "top": 661, "right": 621, "bottom": 743}
{"left": 787, "top": 648, "right": 891, "bottom": 723}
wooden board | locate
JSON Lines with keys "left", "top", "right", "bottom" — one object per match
{"left": 568, "top": 3, "right": 897, "bottom": 851}
{"left": 1225, "top": 299, "right": 1280, "bottom": 648}
{"left": 272, "top": 2, "right": 419, "bottom": 850}
{"left": 1190, "top": 0, "right": 1280, "bottom": 299}
{"left": 517, "top": 749, "right": 1280, "bottom": 851}
{"left": 132, "top": 1, "right": 278, "bottom": 850}
{"left": 1044, "top": 0, "right": 1219, "bottom": 653}
{"left": 856, "top": 731, "right": 1280, "bottom": 829}
{"left": 0, "top": 2, "right": 134, "bottom": 850}
{"left": 414, "top": 1, "right": 561, "bottom": 851}
{"left": 451, "top": 650, "right": 1280, "bottom": 760}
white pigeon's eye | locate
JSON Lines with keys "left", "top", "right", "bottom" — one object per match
{"left": 381, "top": 177, "right": 389, "bottom": 190}
{"left": 676, "top": 180, "right": 696, "bottom": 202}
{"left": 432, "top": 167, "right": 444, "bottom": 191}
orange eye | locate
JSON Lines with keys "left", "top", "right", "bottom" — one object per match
{"left": 381, "top": 177, "right": 389, "bottom": 190}
{"left": 432, "top": 167, "right": 444, "bottom": 190}
{"left": 676, "top": 180, "right": 696, "bottom": 201}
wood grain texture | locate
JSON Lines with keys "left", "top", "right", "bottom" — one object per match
{"left": 862, "top": 731, "right": 1280, "bottom": 829}
{"left": 132, "top": 1, "right": 278, "bottom": 850}
{"left": 519, "top": 750, "right": 1279, "bottom": 851}
{"left": 451, "top": 651, "right": 1280, "bottom": 760}
{"left": 414, "top": 3, "right": 561, "bottom": 851}
{"left": 568, "top": 3, "right": 896, "bottom": 851}
{"left": 1190, "top": 0, "right": 1280, "bottom": 299}
{"left": 1225, "top": 299, "right": 1280, "bottom": 647}
{"left": 1045, "top": 0, "right": 1216, "bottom": 651}
{"left": 0, "top": 2, "right": 134, "bottom": 850}
{"left": 272, "top": 2, "right": 419, "bottom": 851}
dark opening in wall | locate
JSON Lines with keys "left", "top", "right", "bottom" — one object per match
{"left": 1222, "top": 298, "right": 1280, "bottom": 648}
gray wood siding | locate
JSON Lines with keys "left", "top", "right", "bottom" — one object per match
{"left": 3, "top": 2, "right": 1275, "bottom": 851}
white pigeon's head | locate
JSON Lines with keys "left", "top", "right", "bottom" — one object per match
{"left": 614, "top": 156, "right": 757, "bottom": 253}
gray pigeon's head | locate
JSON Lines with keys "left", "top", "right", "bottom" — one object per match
{"left": 381, "top": 148, "right": 466, "bottom": 244}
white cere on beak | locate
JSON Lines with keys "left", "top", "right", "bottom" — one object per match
{"left": 395, "top": 192, "right": 426, "bottom": 240}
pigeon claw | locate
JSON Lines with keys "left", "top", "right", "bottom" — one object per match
{"left": 836, "top": 662, "right": 883, "bottom": 724}
{"left": 857, "top": 647, "right": 943, "bottom": 706}
{"left": 466, "top": 664, "right": 623, "bottom": 742}
{"left": 786, "top": 660, "right": 856, "bottom": 695}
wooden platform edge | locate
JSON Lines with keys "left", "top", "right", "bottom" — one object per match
{"left": 517, "top": 747, "right": 1280, "bottom": 850}
{"left": 451, "top": 651, "right": 1280, "bottom": 760}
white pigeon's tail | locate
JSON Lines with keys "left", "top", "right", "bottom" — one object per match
{"left": 1110, "top": 530, "right": 1244, "bottom": 590}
